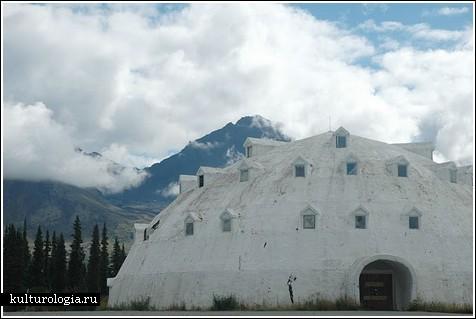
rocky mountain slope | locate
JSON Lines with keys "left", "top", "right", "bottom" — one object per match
{"left": 3, "top": 115, "right": 290, "bottom": 241}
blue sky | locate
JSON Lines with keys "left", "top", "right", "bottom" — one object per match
{"left": 293, "top": 3, "right": 474, "bottom": 67}
{"left": 292, "top": 3, "right": 472, "bottom": 30}
{"left": 65, "top": 3, "right": 473, "bottom": 30}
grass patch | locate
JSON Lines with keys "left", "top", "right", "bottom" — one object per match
{"left": 408, "top": 299, "right": 472, "bottom": 314}
{"left": 255, "top": 296, "right": 360, "bottom": 311}
{"left": 106, "top": 295, "right": 471, "bottom": 313}
{"left": 207, "top": 295, "right": 360, "bottom": 311}
{"left": 109, "top": 296, "right": 155, "bottom": 311}
{"left": 97, "top": 295, "right": 109, "bottom": 311}
{"left": 165, "top": 302, "right": 187, "bottom": 311}
{"left": 210, "top": 294, "right": 240, "bottom": 311}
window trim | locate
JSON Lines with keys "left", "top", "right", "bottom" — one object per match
{"left": 351, "top": 206, "right": 369, "bottom": 229}
{"left": 302, "top": 214, "right": 316, "bottom": 229}
{"left": 220, "top": 209, "right": 238, "bottom": 232}
{"left": 300, "top": 205, "right": 319, "bottom": 230}
{"left": 406, "top": 207, "right": 422, "bottom": 230}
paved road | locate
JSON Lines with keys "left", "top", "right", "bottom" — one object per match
{"left": 3, "top": 310, "right": 471, "bottom": 316}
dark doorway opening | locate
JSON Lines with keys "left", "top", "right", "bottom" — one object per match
{"left": 358, "top": 259, "right": 413, "bottom": 310}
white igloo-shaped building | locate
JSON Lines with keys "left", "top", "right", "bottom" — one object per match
{"left": 108, "top": 128, "right": 473, "bottom": 310}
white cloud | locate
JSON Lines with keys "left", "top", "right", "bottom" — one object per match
{"left": 379, "top": 37, "right": 400, "bottom": 50}
{"left": 158, "top": 182, "right": 180, "bottom": 197}
{"left": 3, "top": 102, "right": 148, "bottom": 193}
{"left": 188, "top": 141, "right": 222, "bottom": 150}
{"left": 225, "top": 145, "right": 245, "bottom": 165}
{"left": 373, "top": 46, "right": 474, "bottom": 164}
{"left": 3, "top": 2, "right": 474, "bottom": 190}
{"left": 101, "top": 143, "right": 160, "bottom": 169}
{"left": 408, "top": 23, "right": 465, "bottom": 42}
{"left": 358, "top": 19, "right": 465, "bottom": 42}
{"left": 437, "top": 7, "right": 469, "bottom": 16}
{"left": 362, "top": 4, "right": 389, "bottom": 16}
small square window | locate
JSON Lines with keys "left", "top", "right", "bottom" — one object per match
{"left": 355, "top": 215, "right": 366, "bottom": 229}
{"left": 336, "top": 136, "right": 347, "bottom": 148}
{"left": 398, "top": 164, "right": 407, "bottom": 177}
{"left": 246, "top": 146, "right": 252, "bottom": 158}
{"left": 303, "top": 215, "right": 316, "bottom": 229}
{"left": 409, "top": 216, "right": 419, "bottom": 229}
{"left": 222, "top": 219, "right": 231, "bottom": 232}
{"left": 295, "top": 165, "right": 305, "bottom": 177}
{"left": 449, "top": 169, "right": 457, "bottom": 183}
{"left": 185, "top": 222, "right": 194, "bottom": 236}
{"left": 240, "top": 169, "right": 249, "bottom": 182}
{"left": 198, "top": 175, "right": 204, "bottom": 187}
{"left": 347, "top": 162, "right": 357, "bottom": 175}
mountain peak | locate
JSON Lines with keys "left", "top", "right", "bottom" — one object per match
{"left": 108, "top": 115, "right": 290, "bottom": 206}
{"left": 235, "top": 115, "right": 269, "bottom": 127}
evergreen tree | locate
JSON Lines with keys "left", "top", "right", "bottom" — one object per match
{"left": 68, "top": 216, "right": 86, "bottom": 291}
{"left": 30, "top": 226, "right": 46, "bottom": 290}
{"left": 86, "top": 224, "right": 101, "bottom": 293}
{"left": 99, "top": 223, "right": 110, "bottom": 295}
{"left": 49, "top": 232, "right": 57, "bottom": 292}
{"left": 22, "top": 218, "right": 31, "bottom": 290}
{"left": 52, "top": 233, "right": 67, "bottom": 292}
{"left": 4, "top": 224, "right": 24, "bottom": 292}
{"left": 43, "top": 230, "right": 51, "bottom": 290}
{"left": 120, "top": 243, "right": 127, "bottom": 265}
{"left": 110, "top": 237, "right": 122, "bottom": 277}
{"left": 3, "top": 224, "right": 28, "bottom": 311}
{"left": 4, "top": 224, "right": 15, "bottom": 290}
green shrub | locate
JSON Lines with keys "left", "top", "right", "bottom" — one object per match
{"left": 165, "top": 302, "right": 187, "bottom": 311}
{"left": 97, "top": 295, "right": 109, "bottom": 311}
{"left": 208, "top": 295, "right": 360, "bottom": 311}
{"left": 109, "top": 296, "right": 155, "bottom": 311}
{"left": 130, "top": 297, "right": 153, "bottom": 311}
{"left": 335, "top": 296, "right": 360, "bottom": 310}
{"left": 210, "top": 294, "right": 240, "bottom": 311}
{"left": 287, "top": 296, "right": 359, "bottom": 311}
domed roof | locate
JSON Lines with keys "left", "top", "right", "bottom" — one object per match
{"left": 148, "top": 129, "right": 471, "bottom": 237}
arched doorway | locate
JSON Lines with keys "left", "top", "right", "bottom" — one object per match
{"left": 346, "top": 255, "right": 416, "bottom": 311}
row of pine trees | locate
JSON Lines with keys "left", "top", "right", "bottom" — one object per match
{"left": 4, "top": 216, "right": 127, "bottom": 295}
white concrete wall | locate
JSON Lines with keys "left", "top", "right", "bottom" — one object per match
{"left": 179, "top": 175, "right": 196, "bottom": 194}
{"left": 392, "top": 143, "right": 434, "bottom": 160}
{"left": 109, "top": 133, "right": 473, "bottom": 310}
{"left": 250, "top": 144, "right": 277, "bottom": 157}
{"left": 457, "top": 165, "right": 473, "bottom": 186}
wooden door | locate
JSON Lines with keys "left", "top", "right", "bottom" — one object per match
{"left": 359, "top": 273, "right": 393, "bottom": 310}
